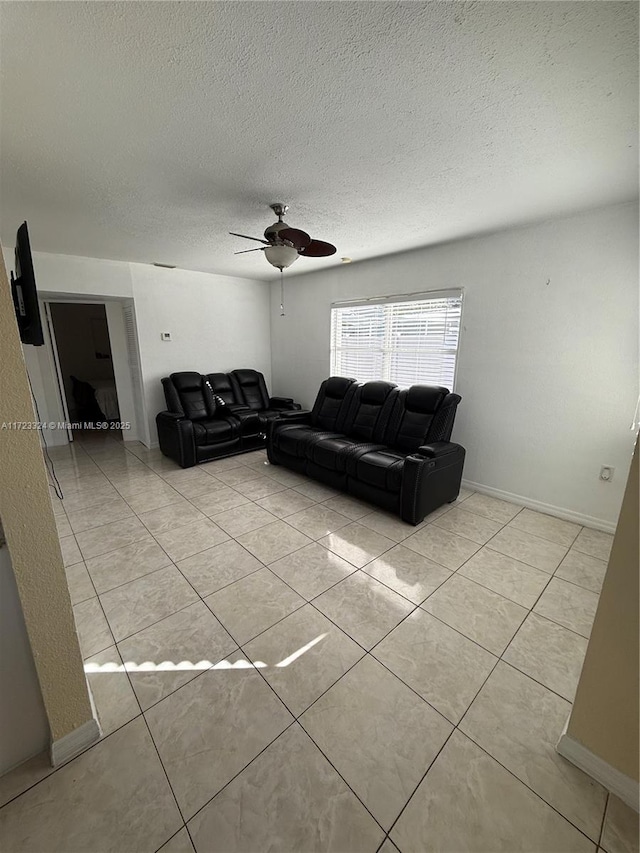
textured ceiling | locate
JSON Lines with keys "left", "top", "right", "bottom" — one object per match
{"left": 1, "top": 1, "right": 637, "bottom": 281}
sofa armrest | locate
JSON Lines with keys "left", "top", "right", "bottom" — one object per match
{"left": 156, "top": 411, "right": 196, "bottom": 468}
{"left": 266, "top": 410, "right": 312, "bottom": 463}
{"left": 274, "top": 410, "right": 311, "bottom": 422}
{"left": 415, "top": 441, "right": 462, "bottom": 459}
{"left": 400, "top": 442, "right": 466, "bottom": 524}
{"left": 156, "top": 411, "right": 185, "bottom": 424}
{"left": 269, "top": 396, "right": 302, "bottom": 411}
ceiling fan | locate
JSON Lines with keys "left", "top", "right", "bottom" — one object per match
{"left": 230, "top": 203, "right": 337, "bottom": 272}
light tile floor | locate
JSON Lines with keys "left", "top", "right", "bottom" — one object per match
{"left": 1, "top": 434, "right": 638, "bottom": 853}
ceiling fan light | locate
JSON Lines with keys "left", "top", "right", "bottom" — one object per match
{"left": 264, "top": 244, "right": 299, "bottom": 269}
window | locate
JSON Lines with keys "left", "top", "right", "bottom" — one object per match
{"left": 330, "top": 290, "right": 463, "bottom": 389}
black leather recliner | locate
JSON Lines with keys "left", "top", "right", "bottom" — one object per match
{"left": 267, "top": 376, "right": 465, "bottom": 524}
{"left": 157, "top": 369, "right": 301, "bottom": 467}
{"left": 229, "top": 369, "right": 302, "bottom": 423}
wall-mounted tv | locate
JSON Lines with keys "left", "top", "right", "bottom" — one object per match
{"left": 11, "top": 222, "right": 44, "bottom": 346}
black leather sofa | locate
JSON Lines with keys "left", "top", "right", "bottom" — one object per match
{"left": 267, "top": 376, "right": 465, "bottom": 524}
{"left": 157, "top": 369, "right": 301, "bottom": 467}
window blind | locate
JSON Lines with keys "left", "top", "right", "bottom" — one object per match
{"left": 330, "top": 291, "right": 462, "bottom": 389}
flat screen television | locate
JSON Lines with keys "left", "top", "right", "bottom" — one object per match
{"left": 11, "top": 221, "right": 44, "bottom": 346}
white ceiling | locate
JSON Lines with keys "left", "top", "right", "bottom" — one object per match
{"left": 1, "top": 1, "right": 637, "bottom": 281}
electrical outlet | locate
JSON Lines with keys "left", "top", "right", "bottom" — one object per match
{"left": 161, "top": 332, "right": 172, "bottom": 342}
{"left": 599, "top": 466, "right": 615, "bottom": 482}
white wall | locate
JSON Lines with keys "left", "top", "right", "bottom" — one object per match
{"left": 270, "top": 202, "right": 639, "bottom": 529}
{"left": 129, "top": 264, "right": 272, "bottom": 444}
{"left": 21, "top": 333, "right": 68, "bottom": 447}
{"left": 1, "top": 248, "right": 273, "bottom": 448}
{"left": 28, "top": 251, "right": 134, "bottom": 299}
{"left": 105, "top": 301, "right": 141, "bottom": 442}
{"left": 0, "top": 542, "right": 49, "bottom": 774}
{"left": 1, "top": 248, "right": 136, "bottom": 446}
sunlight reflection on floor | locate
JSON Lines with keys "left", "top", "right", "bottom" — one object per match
{"left": 84, "top": 633, "right": 328, "bottom": 674}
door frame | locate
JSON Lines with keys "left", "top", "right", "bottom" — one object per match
{"left": 42, "top": 302, "right": 73, "bottom": 442}
{"left": 42, "top": 297, "right": 144, "bottom": 444}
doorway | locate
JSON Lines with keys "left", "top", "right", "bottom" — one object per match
{"left": 48, "top": 302, "right": 121, "bottom": 439}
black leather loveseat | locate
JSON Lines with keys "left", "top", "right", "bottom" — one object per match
{"left": 267, "top": 376, "right": 465, "bottom": 524}
{"left": 157, "top": 369, "right": 301, "bottom": 467}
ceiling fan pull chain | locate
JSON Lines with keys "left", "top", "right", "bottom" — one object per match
{"left": 280, "top": 269, "right": 285, "bottom": 316}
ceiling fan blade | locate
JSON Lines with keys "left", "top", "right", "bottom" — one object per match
{"left": 278, "top": 227, "right": 311, "bottom": 249}
{"left": 234, "top": 247, "right": 265, "bottom": 255}
{"left": 300, "top": 239, "right": 337, "bottom": 258}
{"left": 229, "top": 232, "right": 270, "bottom": 245}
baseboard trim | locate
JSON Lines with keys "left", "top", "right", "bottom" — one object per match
{"left": 461, "top": 479, "right": 616, "bottom": 534}
{"left": 50, "top": 718, "right": 101, "bottom": 767}
{"left": 557, "top": 723, "right": 639, "bottom": 811}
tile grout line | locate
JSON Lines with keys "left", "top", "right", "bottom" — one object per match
{"left": 52, "top": 449, "right": 609, "bottom": 593}
{"left": 178, "top": 717, "right": 300, "bottom": 832}
{"left": 449, "top": 731, "right": 604, "bottom": 847}
{"left": 598, "top": 793, "right": 610, "bottom": 850}
{"left": 383, "top": 725, "right": 460, "bottom": 845}
{"left": 49, "top": 519, "right": 604, "bottom": 844}
{"left": 104, "top": 506, "right": 209, "bottom": 843}
{"left": 75, "top": 448, "right": 337, "bottom": 716}
{"left": 67, "top": 446, "right": 600, "bottom": 580}
{"left": 60, "top": 442, "right": 453, "bottom": 839}
{"left": 165, "top": 602, "right": 393, "bottom": 840}
{"left": 152, "top": 826, "right": 190, "bottom": 853}
{"left": 75, "top": 555, "right": 585, "bottom": 774}
{"left": 265, "top": 532, "right": 566, "bottom": 846}
{"left": 444, "top": 506, "right": 593, "bottom": 645}
{"left": 381, "top": 615, "right": 602, "bottom": 850}
{"left": 75, "top": 452, "right": 323, "bottom": 658}
{"left": 342, "top": 505, "right": 532, "bottom": 669}
{"left": 68, "top": 446, "right": 255, "bottom": 705}
{"left": 73, "top": 449, "right": 594, "bottom": 699}
{"left": 442, "top": 591, "right": 606, "bottom": 846}
{"left": 139, "top": 710, "right": 189, "bottom": 841}
{"left": 54, "top": 442, "right": 233, "bottom": 843}
{"left": 88, "top": 503, "right": 319, "bottom": 839}
{"left": 183, "top": 603, "right": 392, "bottom": 837}
{"left": 71, "top": 446, "right": 597, "bottom": 671}
{"left": 235, "top": 494, "right": 606, "bottom": 842}
{"left": 48, "top": 438, "right": 608, "bottom": 848}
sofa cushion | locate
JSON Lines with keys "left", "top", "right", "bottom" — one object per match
{"left": 192, "top": 417, "right": 237, "bottom": 446}
{"left": 347, "top": 448, "right": 406, "bottom": 493}
{"left": 230, "top": 369, "right": 270, "bottom": 411}
{"left": 310, "top": 376, "right": 358, "bottom": 431}
{"left": 308, "top": 436, "right": 357, "bottom": 471}
{"left": 308, "top": 436, "right": 386, "bottom": 473}
{"left": 342, "top": 381, "right": 398, "bottom": 442}
{"left": 161, "top": 376, "right": 185, "bottom": 416}
{"left": 384, "top": 385, "right": 450, "bottom": 452}
{"left": 170, "top": 372, "right": 216, "bottom": 421}
{"left": 206, "top": 373, "right": 240, "bottom": 407}
{"left": 275, "top": 425, "right": 339, "bottom": 458}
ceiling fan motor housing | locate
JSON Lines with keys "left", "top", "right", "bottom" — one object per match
{"left": 264, "top": 202, "right": 291, "bottom": 243}
{"left": 264, "top": 219, "right": 290, "bottom": 243}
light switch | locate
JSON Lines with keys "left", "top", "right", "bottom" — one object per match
{"left": 161, "top": 332, "right": 172, "bottom": 341}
